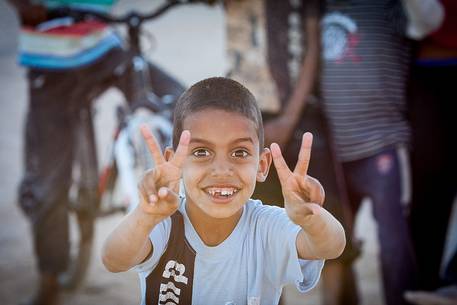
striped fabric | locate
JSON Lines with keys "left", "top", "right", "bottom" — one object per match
{"left": 19, "top": 33, "right": 121, "bottom": 69}
{"left": 17, "top": 1, "right": 120, "bottom": 69}
{"left": 43, "top": 0, "right": 116, "bottom": 11}
{"left": 321, "top": 0, "right": 411, "bottom": 162}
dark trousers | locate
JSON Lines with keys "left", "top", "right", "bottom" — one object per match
{"left": 18, "top": 49, "right": 184, "bottom": 274}
{"left": 408, "top": 64, "right": 457, "bottom": 290}
{"left": 342, "top": 147, "right": 417, "bottom": 305}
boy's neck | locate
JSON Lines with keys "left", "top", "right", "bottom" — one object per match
{"left": 185, "top": 202, "right": 243, "bottom": 247}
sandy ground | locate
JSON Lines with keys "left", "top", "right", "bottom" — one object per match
{"left": 0, "top": 1, "right": 384, "bottom": 304}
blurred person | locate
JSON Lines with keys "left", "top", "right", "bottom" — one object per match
{"left": 319, "top": 0, "right": 419, "bottom": 304}
{"left": 406, "top": 0, "right": 457, "bottom": 294}
{"left": 225, "top": 1, "right": 360, "bottom": 304}
{"left": 7, "top": 1, "right": 184, "bottom": 304}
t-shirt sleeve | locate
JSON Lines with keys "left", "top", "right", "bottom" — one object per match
{"left": 133, "top": 216, "right": 172, "bottom": 274}
{"left": 257, "top": 203, "right": 324, "bottom": 293}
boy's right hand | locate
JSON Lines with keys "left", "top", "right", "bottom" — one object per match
{"left": 137, "top": 126, "right": 190, "bottom": 222}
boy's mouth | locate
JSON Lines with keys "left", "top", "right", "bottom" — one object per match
{"left": 204, "top": 187, "right": 240, "bottom": 200}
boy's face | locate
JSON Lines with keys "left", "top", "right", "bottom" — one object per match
{"left": 179, "top": 108, "right": 271, "bottom": 219}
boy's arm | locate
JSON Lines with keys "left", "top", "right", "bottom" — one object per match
{"left": 101, "top": 207, "right": 161, "bottom": 272}
{"left": 102, "top": 128, "right": 190, "bottom": 272}
{"left": 295, "top": 206, "right": 346, "bottom": 260}
{"left": 271, "top": 133, "right": 346, "bottom": 260}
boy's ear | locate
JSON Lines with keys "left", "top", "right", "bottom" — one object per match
{"left": 164, "top": 146, "right": 174, "bottom": 161}
{"left": 257, "top": 147, "right": 272, "bottom": 182}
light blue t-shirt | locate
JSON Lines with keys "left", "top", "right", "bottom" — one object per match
{"left": 135, "top": 199, "right": 324, "bottom": 305}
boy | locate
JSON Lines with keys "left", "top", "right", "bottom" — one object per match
{"left": 102, "top": 77, "right": 345, "bottom": 305}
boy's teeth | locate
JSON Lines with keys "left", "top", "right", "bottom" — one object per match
{"left": 207, "top": 188, "right": 238, "bottom": 196}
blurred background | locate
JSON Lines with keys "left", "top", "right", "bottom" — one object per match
{"left": 1, "top": 1, "right": 455, "bottom": 305}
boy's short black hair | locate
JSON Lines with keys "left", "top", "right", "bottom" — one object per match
{"left": 172, "top": 77, "right": 264, "bottom": 150}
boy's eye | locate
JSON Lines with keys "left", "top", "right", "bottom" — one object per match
{"left": 192, "top": 149, "right": 210, "bottom": 158}
{"left": 231, "top": 150, "right": 249, "bottom": 158}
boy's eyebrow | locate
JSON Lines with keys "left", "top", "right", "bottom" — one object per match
{"left": 190, "top": 137, "right": 255, "bottom": 145}
{"left": 231, "top": 137, "right": 255, "bottom": 145}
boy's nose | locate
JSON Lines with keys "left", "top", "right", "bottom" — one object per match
{"left": 210, "top": 159, "right": 234, "bottom": 177}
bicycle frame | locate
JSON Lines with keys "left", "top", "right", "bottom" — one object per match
{"left": 68, "top": 1, "right": 184, "bottom": 212}
{"left": 59, "top": 1, "right": 187, "bottom": 289}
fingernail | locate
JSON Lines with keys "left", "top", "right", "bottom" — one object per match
{"left": 149, "top": 194, "right": 157, "bottom": 203}
{"left": 140, "top": 125, "right": 148, "bottom": 134}
{"left": 158, "top": 188, "right": 168, "bottom": 197}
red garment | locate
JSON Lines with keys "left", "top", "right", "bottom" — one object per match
{"left": 429, "top": 0, "right": 457, "bottom": 49}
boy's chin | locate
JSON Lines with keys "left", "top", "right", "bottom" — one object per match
{"left": 202, "top": 207, "right": 243, "bottom": 219}
{"left": 198, "top": 200, "right": 248, "bottom": 220}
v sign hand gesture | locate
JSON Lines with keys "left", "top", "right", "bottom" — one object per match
{"left": 271, "top": 132, "right": 325, "bottom": 227}
{"left": 138, "top": 126, "right": 190, "bottom": 222}
{"left": 101, "top": 128, "right": 190, "bottom": 272}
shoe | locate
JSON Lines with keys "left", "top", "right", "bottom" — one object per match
{"left": 404, "top": 285, "right": 457, "bottom": 305}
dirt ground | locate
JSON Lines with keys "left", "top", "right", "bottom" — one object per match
{"left": 0, "top": 1, "right": 384, "bottom": 305}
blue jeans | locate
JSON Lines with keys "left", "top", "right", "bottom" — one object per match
{"left": 342, "top": 147, "right": 417, "bottom": 305}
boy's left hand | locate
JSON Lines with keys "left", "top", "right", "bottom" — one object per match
{"left": 271, "top": 132, "right": 325, "bottom": 226}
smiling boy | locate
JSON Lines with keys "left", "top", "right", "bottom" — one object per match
{"left": 102, "top": 77, "right": 345, "bottom": 305}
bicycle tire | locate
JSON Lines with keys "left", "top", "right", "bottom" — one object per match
{"left": 114, "top": 106, "right": 173, "bottom": 212}
{"left": 59, "top": 107, "right": 100, "bottom": 291}
{"left": 60, "top": 108, "right": 173, "bottom": 291}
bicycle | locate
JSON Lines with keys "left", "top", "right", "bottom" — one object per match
{"left": 43, "top": 1, "right": 194, "bottom": 291}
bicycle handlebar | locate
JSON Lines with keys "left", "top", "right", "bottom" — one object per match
{"left": 48, "top": 0, "right": 190, "bottom": 26}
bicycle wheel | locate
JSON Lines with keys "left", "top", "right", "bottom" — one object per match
{"left": 59, "top": 106, "right": 99, "bottom": 291}
{"left": 113, "top": 106, "right": 174, "bottom": 212}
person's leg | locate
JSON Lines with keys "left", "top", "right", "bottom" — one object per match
{"left": 409, "top": 65, "right": 457, "bottom": 290}
{"left": 18, "top": 48, "right": 140, "bottom": 305}
{"left": 404, "top": 195, "right": 457, "bottom": 305}
{"left": 345, "top": 148, "right": 417, "bottom": 305}
{"left": 337, "top": 161, "right": 367, "bottom": 305}
{"left": 18, "top": 69, "right": 79, "bottom": 305}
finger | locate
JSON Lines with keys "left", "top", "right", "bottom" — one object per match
{"left": 287, "top": 200, "right": 321, "bottom": 218}
{"left": 140, "top": 125, "right": 165, "bottom": 166}
{"left": 139, "top": 170, "right": 158, "bottom": 199}
{"left": 138, "top": 181, "right": 157, "bottom": 205}
{"left": 294, "top": 132, "right": 313, "bottom": 176}
{"left": 299, "top": 176, "right": 325, "bottom": 206}
{"left": 157, "top": 187, "right": 178, "bottom": 203}
{"left": 170, "top": 130, "right": 190, "bottom": 168}
{"left": 158, "top": 187, "right": 168, "bottom": 198}
{"left": 156, "top": 187, "right": 180, "bottom": 212}
{"left": 270, "top": 143, "right": 292, "bottom": 186}
{"left": 149, "top": 194, "right": 158, "bottom": 204}
{"left": 308, "top": 176, "right": 325, "bottom": 206}
{"left": 299, "top": 202, "right": 321, "bottom": 216}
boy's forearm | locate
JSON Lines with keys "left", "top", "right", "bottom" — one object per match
{"left": 296, "top": 207, "right": 346, "bottom": 260}
{"left": 102, "top": 207, "right": 162, "bottom": 272}
{"left": 283, "top": 16, "right": 320, "bottom": 123}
